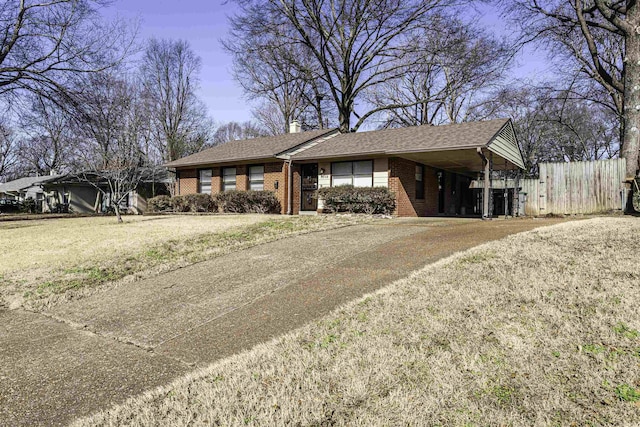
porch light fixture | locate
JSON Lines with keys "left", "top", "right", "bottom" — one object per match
{"left": 274, "top": 180, "right": 279, "bottom": 190}
{"left": 319, "top": 168, "right": 325, "bottom": 174}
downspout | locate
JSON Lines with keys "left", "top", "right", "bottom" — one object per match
{"left": 287, "top": 159, "right": 293, "bottom": 215}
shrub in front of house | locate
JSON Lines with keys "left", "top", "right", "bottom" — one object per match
{"left": 170, "top": 195, "right": 190, "bottom": 212}
{"left": 317, "top": 185, "right": 396, "bottom": 215}
{"left": 215, "top": 190, "right": 281, "bottom": 214}
{"left": 147, "top": 195, "right": 173, "bottom": 213}
{"left": 244, "top": 191, "right": 281, "bottom": 214}
{"left": 148, "top": 192, "right": 279, "bottom": 214}
{"left": 184, "top": 193, "right": 217, "bottom": 213}
{"left": 214, "top": 190, "right": 246, "bottom": 213}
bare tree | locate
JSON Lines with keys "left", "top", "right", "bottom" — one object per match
{"left": 542, "top": 94, "right": 620, "bottom": 162}
{"left": 213, "top": 121, "right": 268, "bottom": 145}
{"left": 17, "top": 95, "right": 77, "bottom": 175}
{"left": 368, "top": 14, "right": 512, "bottom": 127}
{"left": 502, "top": 0, "right": 639, "bottom": 212}
{"left": 252, "top": 96, "right": 336, "bottom": 135}
{"left": 252, "top": 101, "right": 290, "bottom": 136}
{"left": 0, "top": 119, "right": 19, "bottom": 182}
{"left": 490, "top": 84, "right": 620, "bottom": 176}
{"left": 141, "top": 38, "right": 213, "bottom": 162}
{"left": 224, "top": 23, "right": 334, "bottom": 133}
{"left": 230, "top": 0, "right": 460, "bottom": 132}
{"left": 0, "top": 0, "right": 135, "bottom": 104}
{"left": 71, "top": 71, "right": 149, "bottom": 222}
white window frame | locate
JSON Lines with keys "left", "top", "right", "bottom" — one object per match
{"left": 199, "top": 169, "right": 212, "bottom": 194}
{"left": 222, "top": 167, "right": 237, "bottom": 191}
{"left": 331, "top": 160, "right": 373, "bottom": 187}
{"left": 248, "top": 165, "right": 265, "bottom": 191}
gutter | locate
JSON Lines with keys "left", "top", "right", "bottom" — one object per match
{"left": 290, "top": 145, "right": 487, "bottom": 162}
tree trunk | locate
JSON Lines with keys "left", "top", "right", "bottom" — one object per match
{"left": 623, "top": 8, "right": 640, "bottom": 213}
{"left": 114, "top": 204, "right": 123, "bottom": 223}
{"left": 338, "top": 107, "right": 350, "bottom": 133}
{"left": 315, "top": 98, "right": 324, "bottom": 129}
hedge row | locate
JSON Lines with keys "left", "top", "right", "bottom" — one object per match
{"left": 317, "top": 185, "right": 396, "bottom": 215}
{"left": 148, "top": 191, "right": 281, "bottom": 214}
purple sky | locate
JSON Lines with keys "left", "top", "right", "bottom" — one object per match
{"left": 103, "top": 1, "right": 551, "bottom": 125}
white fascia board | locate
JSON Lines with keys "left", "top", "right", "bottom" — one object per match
{"left": 276, "top": 130, "right": 341, "bottom": 160}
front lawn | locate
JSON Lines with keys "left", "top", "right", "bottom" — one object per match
{"left": 73, "top": 217, "right": 640, "bottom": 426}
{"left": 0, "top": 214, "right": 366, "bottom": 311}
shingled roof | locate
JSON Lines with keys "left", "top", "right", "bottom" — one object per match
{"left": 165, "top": 128, "right": 338, "bottom": 168}
{"left": 290, "top": 119, "right": 511, "bottom": 160}
{"left": 0, "top": 175, "right": 63, "bottom": 193}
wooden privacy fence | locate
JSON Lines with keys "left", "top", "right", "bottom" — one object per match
{"left": 521, "top": 158, "right": 626, "bottom": 216}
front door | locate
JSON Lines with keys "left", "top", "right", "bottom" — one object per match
{"left": 301, "top": 163, "right": 318, "bottom": 211}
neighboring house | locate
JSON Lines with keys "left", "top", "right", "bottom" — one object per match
{"left": 42, "top": 170, "right": 170, "bottom": 214}
{"left": 0, "top": 174, "right": 63, "bottom": 212}
{"left": 165, "top": 119, "right": 525, "bottom": 217}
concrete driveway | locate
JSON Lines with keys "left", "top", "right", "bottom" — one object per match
{"left": 0, "top": 217, "right": 569, "bottom": 426}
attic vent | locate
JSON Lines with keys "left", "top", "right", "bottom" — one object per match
{"left": 497, "top": 123, "right": 516, "bottom": 145}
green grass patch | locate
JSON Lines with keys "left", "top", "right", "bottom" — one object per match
{"left": 458, "top": 251, "right": 496, "bottom": 264}
{"left": 614, "top": 322, "right": 640, "bottom": 339}
{"left": 583, "top": 344, "right": 607, "bottom": 355}
{"left": 36, "top": 278, "right": 91, "bottom": 295}
{"left": 490, "top": 384, "right": 516, "bottom": 406}
{"left": 615, "top": 384, "right": 640, "bottom": 402}
{"left": 144, "top": 249, "right": 169, "bottom": 261}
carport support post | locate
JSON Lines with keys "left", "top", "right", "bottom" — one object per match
{"left": 477, "top": 148, "right": 491, "bottom": 220}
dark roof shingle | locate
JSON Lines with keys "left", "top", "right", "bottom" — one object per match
{"left": 290, "top": 119, "right": 510, "bottom": 160}
{"left": 165, "top": 128, "right": 338, "bottom": 168}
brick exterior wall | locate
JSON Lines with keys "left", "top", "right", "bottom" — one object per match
{"left": 235, "top": 165, "right": 248, "bottom": 191}
{"left": 176, "top": 162, "right": 289, "bottom": 215}
{"left": 292, "top": 164, "right": 301, "bottom": 215}
{"left": 177, "top": 169, "right": 198, "bottom": 195}
{"left": 264, "top": 162, "right": 287, "bottom": 214}
{"left": 177, "top": 158, "right": 446, "bottom": 217}
{"left": 211, "top": 167, "right": 221, "bottom": 193}
{"left": 388, "top": 157, "right": 438, "bottom": 217}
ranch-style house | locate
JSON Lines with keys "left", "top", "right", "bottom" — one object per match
{"left": 165, "top": 118, "right": 525, "bottom": 218}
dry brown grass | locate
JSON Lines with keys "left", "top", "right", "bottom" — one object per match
{"left": 0, "top": 214, "right": 367, "bottom": 310}
{"left": 72, "top": 217, "right": 640, "bottom": 427}
{"left": 0, "top": 215, "right": 274, "bottom": 274}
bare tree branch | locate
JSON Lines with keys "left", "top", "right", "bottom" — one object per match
{"left": 229, "top": 0, "right": 463, "bottom": 132}
{"left": 0, "top": 0, "right": 136, "bottom": 103}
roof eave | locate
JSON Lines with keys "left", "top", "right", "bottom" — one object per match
{"left": 384, "top": 144, "right": 488, "bottom": 155}
{"left": 291, "top": 144, "right": 489, "bottom": 161}
{"left": 166, "top": 155, "right": 281, "bottom": 168}
{"left": 164, "top": 129, "right": 340, "bottom": 168}
{"left": 291, "top": 150, "right": 387, "bottom": 161}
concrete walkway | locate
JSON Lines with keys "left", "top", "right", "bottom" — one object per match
{"left": 0, "top": 218, "right": 567, "bottom": 426}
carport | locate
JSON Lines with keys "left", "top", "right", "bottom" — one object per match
{"left": 289, "top": 118, "right": 526, "bottom": 218}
